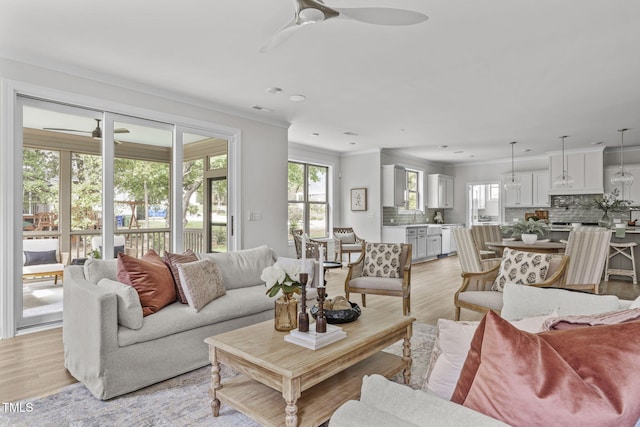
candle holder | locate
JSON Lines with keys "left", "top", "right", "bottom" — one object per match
{"left": 316, "top": 286, "right": 327, "bottom": 333}
{"left": 298, "top": 273, "right": 309, "bottom": 333}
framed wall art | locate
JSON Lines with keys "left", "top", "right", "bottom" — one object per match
{"left": 350, "top": 188, "right": 367, "bottom": 211}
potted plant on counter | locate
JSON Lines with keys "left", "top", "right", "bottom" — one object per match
{"left": 510, "top": 218, "right": 547, "bottom": 244}
{"left": 592, "top": 188, "right": 631, "bottom": 229}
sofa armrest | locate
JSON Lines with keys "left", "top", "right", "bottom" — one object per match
{"left": 63, "top": 265, "right": 120, "bottom": 398}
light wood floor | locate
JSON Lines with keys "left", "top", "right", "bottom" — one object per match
{"left": 1, "top": 254, "right": 638, "bottom": 403}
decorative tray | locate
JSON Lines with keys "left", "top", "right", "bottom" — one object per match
{"left": 311, "top": 301, "right": 361, "bottom": 324}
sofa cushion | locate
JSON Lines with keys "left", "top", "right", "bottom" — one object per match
{"left": 24, "top": 249, "right": 57, "bottom": 266}
{"left": 198, "top": 245, "right": 277, "bottom": 290}
{"left": 451, "top": 311, "right": 640, "bottom": 427}
{"left": 362, "top": 243, "right": 401, "bottom": 278}
{"left": 117, "top": 284, "right": 273, "bottom": 347}
{"left": 83, "top": 258, "right": 119, "bottom": 284}
{"left": 501, "top": 282, "right": 621, "bottom": 321}
{"left": 424, "top": 314, "right": 554, "bottom": 400}
{"left": 96, "top": 278, "right": 143, "bottom": 330}
{"left": 491, "top": 248, "right": 552, "bottom": 292}
{"left": 117, "top": 249, "right": 176, "bottom": 316}
{"left": 177, "top": 258, "right": 226, "bottom": 312}
{"left": 164, "top": 249, "right": 199, "bottom": 304}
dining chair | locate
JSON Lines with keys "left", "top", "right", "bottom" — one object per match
{"left": 344, "top": 242, "right": 412, "bottom": 315}
{"left": 333, "top": 227, "right": 365, "bottom": 263}
{"left": 562, "top": 227, "right": 612, "bottom": 294}
{"left": 291, "top": 229, "right": 327, "bottom": 260}
{"left": 471, "top": 224, "right": 503, "bottom": 259}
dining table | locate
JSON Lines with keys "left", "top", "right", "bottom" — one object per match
{"left": 486, "top": 240, "right": 567, "bottom": 256}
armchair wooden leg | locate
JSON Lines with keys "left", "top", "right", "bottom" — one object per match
{"left": 454, "top": 306, "right": 461, "bottom": 321}
{"left": 402, "top": 297, "right": 410, "bottom": 316}
{"left": 361, "top": 294, "right": 366, "bottom": 307}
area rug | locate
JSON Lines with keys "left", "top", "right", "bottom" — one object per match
{"left": 0, "top": 323, "right": 436, "bottom": 427}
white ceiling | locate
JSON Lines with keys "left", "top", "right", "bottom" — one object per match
{"left": 2, "top": 0, "right": 640, "bottom": 164}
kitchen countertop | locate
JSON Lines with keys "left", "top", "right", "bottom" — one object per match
{"left": 549, "top": 226, "right": 640, "bottom": 233}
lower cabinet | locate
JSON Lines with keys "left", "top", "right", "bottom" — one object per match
{"left": 381, "top": 226, "right": 437, "bottom": 263}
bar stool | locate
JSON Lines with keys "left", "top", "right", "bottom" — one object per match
{"left": 605, "top": 242, "right": 638, "bottom": 284}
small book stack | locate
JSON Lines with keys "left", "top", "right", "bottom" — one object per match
{"left": 284, "top": 323, "right": 347, "bottom": 350}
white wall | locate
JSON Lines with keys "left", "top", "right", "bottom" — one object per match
{"left": 340, "top": 150, "right": 382, "bottom": 242}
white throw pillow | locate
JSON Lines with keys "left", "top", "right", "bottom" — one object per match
{"left": 492, "top": 248, "right": 552, "bottom": 292}
{"left": 97, "top": 278, "right": 144, "bottom": 329}
{"left": 177, "top": 258, "right": 226, "bottom": 312}
{"left": 423, "top": 314, "right": 555, "bottom": 400}
{"left": 630, "top": 295, "right": 640, "bottom": 309}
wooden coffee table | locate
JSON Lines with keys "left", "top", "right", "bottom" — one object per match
{"left": 205, "top": 309, "right": 415, "bottom": 427}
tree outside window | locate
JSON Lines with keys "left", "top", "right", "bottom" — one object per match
{"left": 406, "top": 170, "right": 419, "bottom": 210}
{"left": 288, "top": 161, "right": 328, "bottom": 240}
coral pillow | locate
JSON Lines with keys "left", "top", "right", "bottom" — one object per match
{"left": 451, "top": 311, "right": 640, "bottom": 427}
{"left": 164, "top": 249, "right": 199, "bottom": 304}
{"left": 117, "top": 249, "right": 176, "bottom": 316}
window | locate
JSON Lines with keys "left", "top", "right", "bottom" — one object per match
{"left": 288, "top": 161, "right": 329, "bottom": 240}
{"left": 406, "top": 170, "right": 420, "bottom": 210}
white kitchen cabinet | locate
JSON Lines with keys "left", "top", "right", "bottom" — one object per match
{"left": 548, "top": 148, "right": 604, "bottom": 195}
{"left": 382, "top": 165, "right": 407, "bottom": 207}
{"left": 428, "top": 174, "right": 454, "bottom": 209}
{"left": 604, "top": 164, "right": 640, "bottom": 203}
{"left": 503, "top": 173, "right": 533, "bottom": 207}
{"left": 417, "top": 227, "right": 428, "bottom": 259}
{"left": 532, "top": 170, "right": 550, "bottom": 207}
{"left": 503, "top": 170, "right": 549, "bottom": 207}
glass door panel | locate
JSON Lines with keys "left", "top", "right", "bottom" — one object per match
{"left": 20, "top": 100, "right": 101, "bottom": 329}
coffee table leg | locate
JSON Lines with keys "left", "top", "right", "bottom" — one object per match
{"left": 402, "top": 326, "right": 413, "bottom": 385}
{"left": 209, "top": 347, "right": 221, "bottom": 417}
{"left": 283, "top": 378, "right": 301, "bottom": 427}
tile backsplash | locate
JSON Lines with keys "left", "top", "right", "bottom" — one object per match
{"left": 504, "top": 194, "right": 632, "bottom": 224}
{"left": 383, "top": 207, "right": 441, "bottom": 225}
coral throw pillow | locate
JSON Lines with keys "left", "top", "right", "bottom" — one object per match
{"left": 117, "top": 249, "right": 176, "bottom": 316}
{"left": 451, "top": 311, "right": 640, "bottom": 427}
{"left": 491, "top": 248, "right": 552, "bottom": 291}
{"left": 164, "top": 249, "right": 199, "bottom": 304}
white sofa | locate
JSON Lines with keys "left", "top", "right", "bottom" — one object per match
{"left": 63, "top": 245, "right": 317, "bottom": 400}
{"left": 330, "top": 283, "right": 636, "bottom": 426}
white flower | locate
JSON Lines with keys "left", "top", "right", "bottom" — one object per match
{"left": 260, "top": 262, "right": 286, "bottom": 287}
{"left": 281, "top": 262, "right": 301, "bottom": 282}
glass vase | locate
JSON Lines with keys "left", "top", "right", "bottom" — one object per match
{"left": 598, "top": 212, "right": 613, "bottom": 229}
{"left": 274, "top": 292, "right": 298, "bottom": 331}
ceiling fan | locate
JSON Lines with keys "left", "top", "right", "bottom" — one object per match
{"left": 260, "top": 0, "right": 428, "bottom": 52}
{"left": 44, "top": 119, "right": 130, "bottom": 141}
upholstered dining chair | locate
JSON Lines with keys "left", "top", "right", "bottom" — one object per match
{"left": 344, "top": 242, "right": 412, "bottom": 315}
{"left": 452, "top": 228, "right": 568, "bottom": 320}
{"left": 291, "top": 229, "right": 328, "bottom": 260}
{"left": 333, "top": 227, "right": 365, "bottom": 263}
{"left": 471, "top": 224, "right": 503, "bottom": 259}
{"left": 562, "top": 227, "right": 612, "bottom": 294}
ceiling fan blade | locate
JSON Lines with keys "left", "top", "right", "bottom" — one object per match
{"left": 260, "top": 17, "right": 303, "bottom": 53}
{"left": 335, "top": 7, "right": 428, "bottom": 26}
{"left": 114, "top": 128, "right": 130, "bottom": 134}
{"left": 43, "top": 127, "right": 90, "bottom": 133}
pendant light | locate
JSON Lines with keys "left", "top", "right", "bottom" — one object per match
{"left": 553, "top": 135, "right": 574, "bottom": 189}
{"left": 611, "top": 128, "right": 633, "bottom": 191}
{"left": 504, "top": 141, "right": 521, "bottom": 190}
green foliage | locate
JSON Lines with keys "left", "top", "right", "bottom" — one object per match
{"left": 510, "top": 218, "right": 548, "bottom": 238}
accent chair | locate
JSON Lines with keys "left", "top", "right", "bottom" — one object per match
{"left": 333, "top": 227, "right": 365, "bottom": 263}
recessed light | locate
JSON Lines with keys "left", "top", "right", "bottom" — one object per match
{"left": 251, "top": 105, "right": 272, "bottom": 112}
{"left": 349, "top": 142, "right": 356, "bottom": 145}
{"left": 454, "top": 150, "right": 464, "bottom": 154}
{"left": 592, "top": 141, "right": 604, "bottom": 145}
{"left": 522, "top": 148, "right": 531, "bottom": 152}
{"left": 469, "top": 155, "right": 475, "bottom": 158}
{"left": 266, "top": 87, "right": 282, "bottom": 94}
{"left": 311, "top": 132, "right": 320, "bottom": 136}
{"left": 289, "top": 94, "right": 306, "bottom": 102}
{"left": 344, "top": 131, "right": 359, "bottom": 136}
{"left": 438, "top": 145, "right": 448, "bottom": 149}
{"left": 400, "top": 128, "right": 406, "bottom": 132}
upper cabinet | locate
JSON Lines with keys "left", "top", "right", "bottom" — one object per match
{"left": 382, "top": 164, "right": 407, "bottom": 207}
{"left": 428, "top": 174, "right": 454, "bottom": 209}
{"left": 548, "top": 147, "right": 604, "bottom": 195}
{"left": 604, "top": 164, "right": 640, "bottom": 204}
{"left": 503, "top": 170, "right": 550, "bottom": 207}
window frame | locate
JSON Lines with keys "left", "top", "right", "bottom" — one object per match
{"left": 288, "top": 161, "right": 329, "bottom": 239}
{"left": 399, "top": 168, "right": 424, "bottom": 213}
